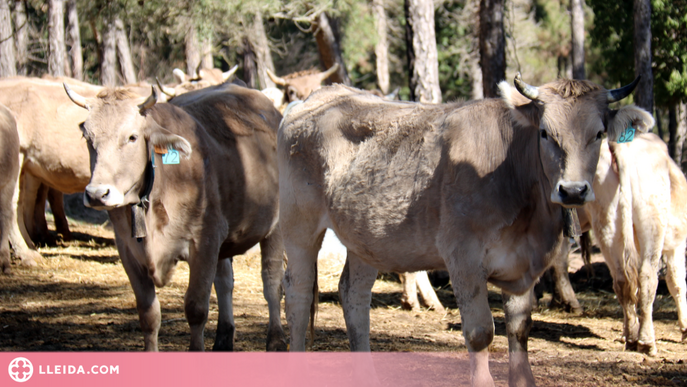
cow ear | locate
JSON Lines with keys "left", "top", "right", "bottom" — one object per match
{"left": 498, "top": 80, "right": 541, "bottom": 128}
{"left": 145, "top": 117, "right": 192, "bottom": 159}
{"left": 607, "top": 105, "right": 654, "bottom": 142}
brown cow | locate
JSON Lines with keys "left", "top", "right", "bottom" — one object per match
{"left": 64, "top": 84, "right": 286, "bottom": 351}
{"left": 0, "top": 104, "right": 20, "bottom": 274}
{"left": 278, "top": 76, "right": 650, "bottom": 386}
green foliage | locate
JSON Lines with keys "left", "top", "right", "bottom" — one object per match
{"left": 435, "top": 0, "right": 474, "bottom": 101}
{"left": 588, "top": 0, "right": 687, "bottom": 106}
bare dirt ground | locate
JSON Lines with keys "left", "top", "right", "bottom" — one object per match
{"left": 1, "top": 219, "right": 685, "bottom": 386}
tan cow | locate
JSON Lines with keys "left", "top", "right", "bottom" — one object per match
{"left": 266, "top": 63, "right": 340, "bottom": 108}
{"left": 0, "top": 76, "right": 102, "bottom": 266}
{"left": 158, "top": 65, "right": 239, "bottom": 99}
{"left": 0, "top": 104, "right": 20, "bottom": 273}
{"left": 64, "top": 84, "right": 286, "bottom": 351}
{"left": 579, "top": 132, "right": 687, "bottom": 354}
{"left": 278, "top": 76, "right": 650, "bottom": 386}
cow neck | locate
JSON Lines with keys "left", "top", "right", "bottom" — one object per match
{"left": 131, "top": 148, "right": 155, "bottom": 242}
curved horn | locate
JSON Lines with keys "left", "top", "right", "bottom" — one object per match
{"left": 138, "top": 86, "right": 158, "bottom": 114}
{"left": 514, "top": 72, "right": 539, "bottom": 100}
{"left": 607, "top": 76, "right": 641, "bottom": 103}
{"left": 267, "top": 69, "right": 287, "bottom": 86}
{"left": 318, "top": 63, "right": 340, "bottom": 82}
{"left": 63, "top": 83, "right": 89, "bottom": 110}
{"left": 222, "top": 65, "right": 239, "bottom": 82}
{"left": 155, "top": 78, "right": 177, "bottom": 98}
{"left": 172, "top": 68, "right": 187, "bottom": 84}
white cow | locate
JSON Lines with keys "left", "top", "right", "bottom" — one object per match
{"left": 581, "top": 131, "right": 687, "bottom": 355}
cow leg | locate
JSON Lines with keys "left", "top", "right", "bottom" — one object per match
{"left": 636, "top": 253, "right": 661, "bottom": 356}
{"left": 48, "top": 188, "right": 72, "bottom": 242}
{"left": 339, "top": 251, "right": 378, "bottom": 351}
{"left": 32, "top": 183, "right": 54, "bottom": 245}
{"left": 260, "top": 229, "right": 287, "bottom": 351}
{"left": 550, "top": 243, "right": 582, "bottom": 313}
{"left": 416, "top": 271, "right": 445, "bottom": 312}
{"left": 613, "top": 277, "right": 639, "bottom": 350}
{"left": 21, "top": 175, "right": 42, "bottom": 245}
{"left": 213, "top": 257, "right": 235, "bottom": 351}
{"left": 186, "top": 244, "right": 219, "bottom": 352}
{"left": 400, "top": 272, "right": 420, "bottom": 311}
{"left": 8, "top": 168, "right": 41, "bottom": 267}
{"left": 446, "top": 258, "right": 495, "bottom": 387}
{"left": 663, "top": 241, "right": 687, "bottom": 342}
{"left": 0, "top": 178, "right": 14, "bottom": 274}
{"left": 283, "top": 227, "right": 325, "bottom": 352}
{"left": 119, "top": 246, "right": 160, "bottom": 351}
{"left": 503, "top": 290, "right": 536, "bottom": 387}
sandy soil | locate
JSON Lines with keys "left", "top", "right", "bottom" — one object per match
{"left": 1, "top": 221, "right": 685, "bottom": 386}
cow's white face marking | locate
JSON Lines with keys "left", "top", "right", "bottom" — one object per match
{"left": 83, "top": 184, "right": 125, "bottom": 210}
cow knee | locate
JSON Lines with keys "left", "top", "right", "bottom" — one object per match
{"left": 185, "top": 300, "right": 208, "bottom": 327}
{"left": 464, "top": 324, "right": 494, "bottom": 352}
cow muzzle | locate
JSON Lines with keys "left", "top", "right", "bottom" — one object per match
{"left": 84, "top": 184, "right": 124, "bottom": 209}
{"left": 552, "top": 181, "right": 594, "bottom": 207}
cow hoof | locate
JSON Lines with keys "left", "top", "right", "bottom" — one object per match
{"left": 213, "top": 324, "right": 235, "bottom": 351}
{"left": 681, "top": 329, "right": 687, "bottom": 343}
{"left": 1, "top": 263, "right": 10, "bottom": 275}
{"left": 637, "top": 341, "right": 657, "bottom": 356}
{"left": 570, "top": 305, "right": 584, "bottom": 315}
{"left": 19, "top": 250, "right": 43, "bottom": 267}
{"left": 624, "top": 340, "right": 638, "bottom": 351}
{"left": 267, "top": 337, "right": 287, "bottom": 352}
{"left": 266, "top": 327, "right": 287, "bottom": 351}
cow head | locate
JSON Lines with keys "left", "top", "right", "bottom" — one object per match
{"left": 267, "top": 63, "right": 339, "bottom": 103}
{"left": 501, "top": 74, "right": 651, "bottom": 207}
{"left": 161, "top": 65, "right": 239, "bottom": 99}
{"left": 64, "top": 84, "right": 191, "bottom": 210}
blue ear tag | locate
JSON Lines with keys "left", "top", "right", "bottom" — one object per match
{"left": 161, "top": 145, "right": 180, "bottom": 165}
{"left": 617, "top": 125, "right": 635, "bottom": 143}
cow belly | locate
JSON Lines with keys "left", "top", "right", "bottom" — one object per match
{"left": 327, "top": 222, "right": 446, "bottom": 273}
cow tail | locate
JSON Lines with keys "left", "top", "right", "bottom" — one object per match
{"left": 308, "top": 260, "right": 319, "bottom": 348}
{"left": 612, "top": 142, "right": 640, "bottom": 304}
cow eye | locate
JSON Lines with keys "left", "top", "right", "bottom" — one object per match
{"left": 596, "top": 131, "right": 603, "bottom": 140}
{"left": 128, "top": 134, "right": 138, "bottom": 143}
{"left": 540, "top": 130, "right": 548, "bottom": 140}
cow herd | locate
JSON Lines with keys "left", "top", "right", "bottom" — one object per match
{"left": 0, "top": 68, "right": 686, "bottom": 387}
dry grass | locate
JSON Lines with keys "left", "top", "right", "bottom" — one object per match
{"left": 0, "top": 221, "right": 685, "bottom": 386}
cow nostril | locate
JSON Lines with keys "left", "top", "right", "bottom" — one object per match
{"left": 101, "top": 189, "right": 110, "bottom": 199}
{"left": 580, "top": 185, "right": 588, "bottom": 196}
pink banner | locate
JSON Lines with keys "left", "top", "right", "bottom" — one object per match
{"left": 1, "top": 352, "right": 509, "bottom": 386}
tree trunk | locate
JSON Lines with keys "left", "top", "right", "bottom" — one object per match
{"left": 250, "top": 12, "right": 275, "bottom": 89}
{"left": 13, "top": 0, "right": 27, "bottom": 75}
{"left": 115, "top": 17, "right": 136, "bottom": 84}
{"left": 100, "top": 13, "right": 116, "bottom": 87}
{"left": 655, "top": 108, "right": 664, "bottom": 140}
{"left": 668, "top": 103, "right": 687, "bottom": 166}
{"left": 314, "top": 12, "right": 350, "bottom": 86}
{"left": 404, "top": 0, "right": 442, "bottom": 103}
{"left": 633, "top": 0, "right": 653, "bottom": 112}
{"left": 242, "top": 36, "right": 257, "bottom": 89}
{"left": 479, "top": 0, "right": 505, "bottom": 98}
{"left": 570, "top": 0, "right": 585, "bottom": 79}
{"left": 48, "top": 0, "right": 65, "bottom": 76}
{"left": 185, "top": 24, "right": 200, "bottom": 77}
{"left": 65, "top": 0, "right": 82, "bottom": 80}
{"left": 373, "top": 0, "right": 390, "bottom": 94}
{"left": 200, "top": 35, "right": 213, "bottom": 69}
{"left": 0, "top": 0, "right": 16, "bottom": 77}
